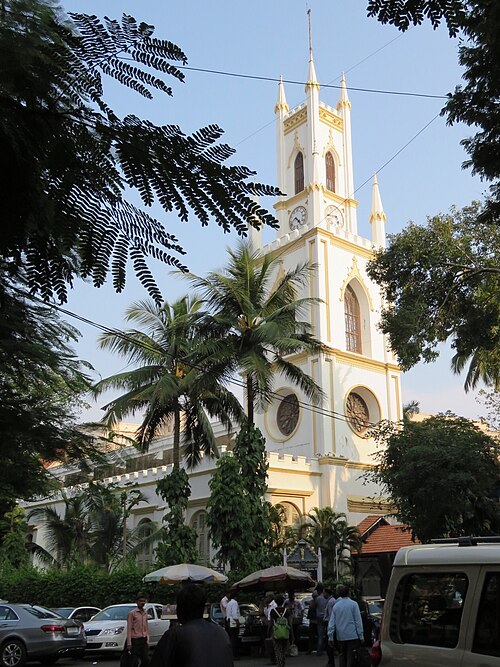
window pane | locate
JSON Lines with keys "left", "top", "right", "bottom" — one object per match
{"left": 391, "top": 572, "right": 468, "bottom": 648}
{"left": 294, "top": 153, "right": 304, "bottom": 194}
{"left": 326, "top": 152, "right": 335, "bottom": 192}
{"left": 344, "top": 285, "right": 361, "bottom": 353}
{"left": 473, "top": 572, "right": 500, "bottom": 657}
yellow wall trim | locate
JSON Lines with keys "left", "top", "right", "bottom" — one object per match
{"left": 347, "top": 495, "right": 394, "bottom": 514}
{"left": 268, "top": 467, "right": 321, "bottom": 477}
{"left": 284, "top": 108, "right": 307, "bottom": 135}
{"left": 324, "top": 346, "right": 401, "bottom": 374}
{"left": 319, "top": 106, "right": 343, "bottom": 132}
{"left": 268, "top": 489, "right": 315, "bottom": 497}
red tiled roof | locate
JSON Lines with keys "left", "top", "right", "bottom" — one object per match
{"left": 357, "top": 515, "right": 388, "bottom": 536}
{"left": 360, "top": 523, "right": 419, "bottom": 554}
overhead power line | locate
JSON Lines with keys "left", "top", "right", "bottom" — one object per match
{"left": 42, "top": 299, "right": 384, "bottom": 430}
{"left": 180, "top": 65, "right": 448, "bottom": 100}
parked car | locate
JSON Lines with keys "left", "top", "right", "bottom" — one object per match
{"left": 51, "top": 608, "right": 101, "bottom": 623}
{"left": 359, "top": 598, "right": 384, "bottom": 644}
{"left": 372, "top": 538, "right": 500, "bottom": 666}
{"left": 0, "top": 602, "right": 85, "bottom": 667}
{"left": 84, "top": 603, "right": 169, "bottom": 654}
{"left": 208, "top": 603, "right": 265, "bottom": 650}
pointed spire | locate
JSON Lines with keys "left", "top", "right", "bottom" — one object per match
{"left": 370, "top": 173, "right": 387, "bottom": 248}
{"left": 305, "top": 9, "right": 320, "bottom": 92}
{"left": 337, "top": 71, "right": 351, "bottom": 109}
{"left": 274, "top": 75, "right": 289, "bottom": 114}
{"left": 370, "top": 173, "right": 386, "bottom": 224}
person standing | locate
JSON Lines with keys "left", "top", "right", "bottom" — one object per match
{"left": 315, "top": 585, "right": 328, "bottom": 657}
{"left": 323, "top": 589, "right": 336, "bottom": 667}
{"left": 285, "top": 590, "right": 303, "bottom": 647}
{"left": 126, "top": 593, "right": 150, "bottom": 667}
{"left": 306, "top": 590, "right": 318, "bottom": 654}
{"left": 225, "top": 590, "right": 240, "bottom": 660}
{"left": 220, "top": 592, "right": 229, "bottom": 629}
{"left": 327, "top": 585, "right": 364, "bottom": 667}
{"left": 269, "top": 594, "right": 291, "bottom": 667}
{"left": 151, "top": 584, "right": 233, "bottom": 667}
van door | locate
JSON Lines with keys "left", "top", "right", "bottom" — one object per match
{"left": 462, "top": 569, "right": 500, "bottom": 666}
{"left": 381, "top": 571, "right": 468, "bottom": 666}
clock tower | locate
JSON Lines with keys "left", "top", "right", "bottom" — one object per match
{"left": 252, "top": 50, "right": 403, "bottom": 515}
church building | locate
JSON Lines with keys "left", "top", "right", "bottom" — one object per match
{"left": 26, "top": 50, "right": 402, "bottom": 569}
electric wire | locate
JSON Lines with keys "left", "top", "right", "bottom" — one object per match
{"left": 42, "top": 298, "right": 385, "bottom": 429}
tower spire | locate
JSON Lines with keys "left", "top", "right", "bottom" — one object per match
{"left": 338, "top": 72, "right": 351, "bottom": 109}
{"left": 370, "top": 173, "right": 387, "bottom": 248}
{"left": 305, "top": 9, "right": 319, "bottom": 91}
{"left": 274, "top": 75, "right": 289, "bottom": 114}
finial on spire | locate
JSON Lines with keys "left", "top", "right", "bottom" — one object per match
{"left": 274, "top": 75, "right": 289, "bottom": 114}
{"left": 370, "top": 173, "right": 386, "bottom": 223}
{"left": 305, "top": 9, "right": 319, "bottom": 91}
{"left": 337, "top": 71, "right": 351, "bottom": 109}
{"left": 308, "top": 8, "right": 313, "bottom": 61}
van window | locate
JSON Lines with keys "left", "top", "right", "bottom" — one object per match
{"left": 473, "top": 572, "right": 500, "bottom": 657}
{"left": 390, "top": 572, "right": 468, "bottom": 648}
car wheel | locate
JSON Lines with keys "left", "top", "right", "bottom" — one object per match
{"left": 1, "top": 639, "right": 27, "bottom": 667}
{"left": 39, "top": 657, "right": 59, "bottom": 665}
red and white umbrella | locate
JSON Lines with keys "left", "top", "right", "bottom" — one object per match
{"left": 232, "top": 565, "right": 315, "bottom": 592}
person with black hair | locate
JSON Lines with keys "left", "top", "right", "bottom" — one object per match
{"left": 150, "top": 585, "right": 233, "bottom": 667}
{"left": 269, "top": 594, "right": 291, "bottom": 667}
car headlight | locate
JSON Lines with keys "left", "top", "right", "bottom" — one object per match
{"left": 101, "top": 627, "right": 125, "bottom": 635}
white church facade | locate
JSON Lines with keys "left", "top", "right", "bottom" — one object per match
{"left": 26, "top": 52, "right": 402, "bottom": 568}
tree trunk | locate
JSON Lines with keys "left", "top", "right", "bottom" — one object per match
{"left": 122, "top": 493, "right": 127, "bottom": 564}
{"left": 173, "top": 406, "right": 180, "bottom": 468}
{"left": 246, "top": 374, "right": 254, "bottom": 425}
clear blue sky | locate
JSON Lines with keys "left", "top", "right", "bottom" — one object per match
{"left": 59, "top": 0, "right": 487, "bottom": 422}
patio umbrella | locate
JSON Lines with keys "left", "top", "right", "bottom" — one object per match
{"left": 144, "top": 563, "right": 228, "bottom": 584}
{"left": 232, "top": 565, "right": 315, "bottom": 592}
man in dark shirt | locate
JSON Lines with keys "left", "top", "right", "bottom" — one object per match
{"left": 151, "top": 585, "right": 233, "bottom": 667}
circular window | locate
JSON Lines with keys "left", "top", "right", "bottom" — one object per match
{"left": 346, "top": 392, "right": 370, "bottom": 434}
{"left": 276, "top": 393, "right": 300, "bottom": 436}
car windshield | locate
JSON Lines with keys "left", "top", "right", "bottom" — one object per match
{"left": 53, "top": 608, "right": 73, "bottom": 618}
{"left": 23, "top": 606, "right": 63, "bottom": 619}
{"left": 367, "top": 600, "right": 384, "bottom": 615}
{"left": 92, "top": 606, "right": 134, "bottom": 621}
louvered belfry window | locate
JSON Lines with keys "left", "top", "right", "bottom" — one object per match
{"left": 325, "top": 152, "right": 335, "bottom": 192}
{"left": 345, "top": 285, "right": 362, "bottom": 353}
{"left": 294, "top": 152, "right": 304, "bottom": 194}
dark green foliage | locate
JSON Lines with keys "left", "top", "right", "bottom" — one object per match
{"left": 0, "top": 268, "right": 99, "bottom": 510}
{"left": 155, "top": 468, "right": 198, "bottom": 566}
{"left": 1, "top": 0, "right": 279, "bottom": 303}
{"left": 207, "top": 425, "right": 282, "bottom": 573}
{"left": 367, "top": 203, "right": 500, "bottom": 390}
{"left": 0, "top": 565, "right": 167, "bottom": 607}
{"left": 369, "top": 414, "right": 500, "bottom": 542}
{"left": 0, "top": 507, "right": 30, "bottom": 570}
{"left": 367, "top": 1, "right": 500, "bottom": 224}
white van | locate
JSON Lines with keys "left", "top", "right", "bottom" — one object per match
{"left": 371, "top": 538, "right": 500, "bottom": 666}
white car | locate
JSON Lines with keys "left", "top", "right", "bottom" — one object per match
{"left": 84, "top": 603, "right": 170, "bottom": 653}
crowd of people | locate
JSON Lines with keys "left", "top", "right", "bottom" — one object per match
{"left": 124, "top": 583, "right": 368, "bottom": 667}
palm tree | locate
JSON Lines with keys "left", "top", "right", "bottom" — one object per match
{"left": 302, "top": 507, "right": 362, "bottom": 579}
{"left": 185, "top": 241, "right": 324, "bottom": 423}
{"left": 27, "top": 493, "right": 93, "bottom": 568}
{"left": 451, "top": 347, "right": 500, "bottom": 393}
{"left": 92, "top": 296, "right": 244, "bottom": 468}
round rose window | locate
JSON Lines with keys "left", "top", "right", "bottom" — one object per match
{"left": 276, "top": 393, "right": 300, "bottom": 436}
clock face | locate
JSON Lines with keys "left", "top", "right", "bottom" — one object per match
{"left": 325, "top": 204, "right": 343, "bottom": 227}
{"left": 289, "top": 206, "right": 307, "bottom": 230}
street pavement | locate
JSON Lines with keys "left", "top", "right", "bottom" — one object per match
{"left": 64, "top": 650, "right": 330, "bottom": 667}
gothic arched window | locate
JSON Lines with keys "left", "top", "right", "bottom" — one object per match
{"left": 190, "top": 510, "right": 210, "bottom": 564}
{"left": 136, "top": 518, "right": 154, "bottom": 570}
{"left": 345, "top": 284, "right": 362, "bottom": 353}
{"left": 325, "top": 152, "right": 335, "bottom": 192}
{"left": 294, "top": 152, "right": 304, "bottom": 194}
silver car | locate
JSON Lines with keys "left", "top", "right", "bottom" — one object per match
{"left": 0, "top": 603, "right": 85, "bottom": 667}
